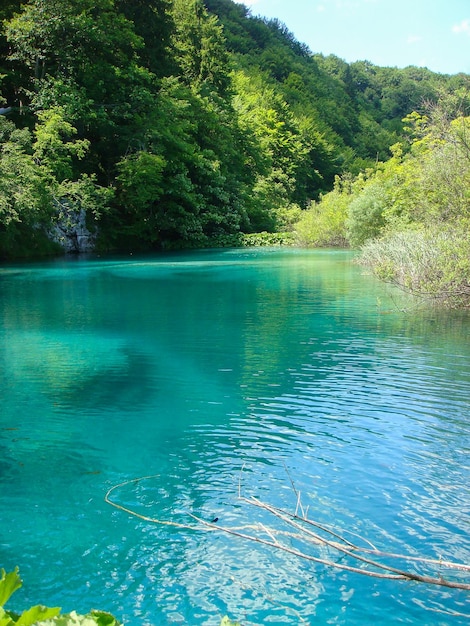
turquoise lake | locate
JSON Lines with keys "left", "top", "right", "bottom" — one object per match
{"left": 0, "top": 247, "right": 469, "bottom": 624}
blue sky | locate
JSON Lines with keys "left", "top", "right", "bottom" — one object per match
{"left": 235, "top": 0, "right": 470, "bottom": 75}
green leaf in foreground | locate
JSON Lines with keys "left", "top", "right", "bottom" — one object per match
{"left": 0, "top": 568, "right": 22, "bottom": 608}
{"left": 16, "top": 605, "right": 61, "bottom": 626}
{"left": 219, "top": 617, "right": 241, "bottom": 626}
{"left": 0, "top": 568, "right": 121, "bottom": 626}
{"left": 0, "top": 606, "right": 14, "bottom": 626}
{"left": 34, "top": 610, "right": 120, "bottom": 625}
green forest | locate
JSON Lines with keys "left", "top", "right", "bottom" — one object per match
{"left": 1, "top": 0, "right": 469, "bottom": 305}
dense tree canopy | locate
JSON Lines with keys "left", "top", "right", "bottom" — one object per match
{"left": 0, "top": 0, "right": 468, "bottom": 263}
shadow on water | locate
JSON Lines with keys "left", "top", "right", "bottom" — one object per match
{"left": 62, "top": 346, "right": 156, "bottom": 410}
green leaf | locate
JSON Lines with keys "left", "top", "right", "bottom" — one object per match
{"left": 15, "top": 605, "right": 61, "bottom": 626}
{"left": 0, "top": 606, "right": 15, "bottom": 626}
{"left": 89, "top": 610, "right": 121, "bottom": 626}
{"left": 219, "top": 617, "right": 241, "bottom": 626}
{"left": 0, "top": 568, "right": 22, "bottom": 608}
{"left": 33, "top": 610, "right": 121, "bottom": 625}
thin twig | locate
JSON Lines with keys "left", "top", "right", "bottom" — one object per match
{"left": 281, "top": 465, "right": 360, "bottom": 549}
{"left": 241, "top": 497, "right": 470, "bottom": 590}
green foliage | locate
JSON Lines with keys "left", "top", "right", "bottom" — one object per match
{"left": 219, "top": 617, "right": 241, "bottom": 626}
{"left": 33, "top": 107, "right": 90, "bottom": 181}
{"left": 0, "top": 0, "right": 469, "bottom": 260}
{"left": 114, "top": 0, "right": 174, "bottom": 78}
{"left": 0, "top": 569, "right": 22, "bottom": 608}
{"left": 410, "top": 115, "right": 470, "bottom": 223}
{"left": 0, "top": 116, "right": 57, "bottom": 256}
{"left": 172, "top": 0, "right": 231, "bottom": 97}
{"left": 110, "top": 75, "right": 251, "bottom": 249}
{"left": 359, "top": 225, "right": 470, "bottom": 308}
{"left": 116, "top": 150, "right": 166, "bottom": 242}
{"left": 295, "top": 179, "right": 350, "bottom": 247}
{"left": 346, "top": 180, "right": 388, "bottom": 246}
{"left": 352, "top": 94, "right": 470, "bottom": 306}
{"left": 231, "top": 68, "right": 321, "bottom": 229}
{"left": 0, "top": 118, "right": 50, "bottom": 225}
{"left": 0, "top": 108, "right": 111, "bottom": 257}
{"left": 0, "top": 568, "right": 121, "bottom": 626}
{"left": 241, "top": 231, "right": 294, "bottom": 247}
{"left": 5, "top": 0, "right": 143, "bottom": 90}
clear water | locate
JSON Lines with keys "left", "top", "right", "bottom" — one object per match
{"left": 0, "top": 247, "right": 469, "bottom": 625}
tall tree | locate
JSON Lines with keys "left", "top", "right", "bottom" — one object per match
{"left": 171, "top": 0, "right": 231, "bottom": 97}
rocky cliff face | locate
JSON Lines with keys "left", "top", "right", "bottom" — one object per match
{"left": 48, "top": 205, "right": 96, "bottom": 253}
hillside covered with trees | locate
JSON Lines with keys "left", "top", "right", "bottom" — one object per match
{"left": 0, "top": 0, "right": 469, "bottom": 304}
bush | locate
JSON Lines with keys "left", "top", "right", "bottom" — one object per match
{"left": 240, "top": 231, "right": 295, "bottom": 246}
{"left": 346, "top": 181, "right": 388, "bottom": 246}
{"left": 359, "top": 225, "right": 470, "bottom": 307}
{"left": 294, "top": 188, "right": 349, "bottom": 247}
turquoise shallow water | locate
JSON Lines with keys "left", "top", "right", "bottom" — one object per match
{"left": 0, "top": 247, "right": 469, "bottom": 625}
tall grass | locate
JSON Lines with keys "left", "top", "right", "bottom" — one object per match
{"left": 359, "top": 226, "right": 470, "bottom": 308}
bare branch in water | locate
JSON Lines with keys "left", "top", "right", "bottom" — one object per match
{"left": 104, "top": 471, "right": 470, "bottom": 595}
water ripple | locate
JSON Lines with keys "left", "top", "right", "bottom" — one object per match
{"left": 1, "top": 249, "right": 469, "bottom": 625}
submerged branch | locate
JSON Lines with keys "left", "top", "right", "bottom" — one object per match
{"left": 104, "top": 473, "right": 470, "bottom": 593}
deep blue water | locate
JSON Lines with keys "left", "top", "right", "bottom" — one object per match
{"left": 0, "top": 248, "right": 469, "bottom": 625}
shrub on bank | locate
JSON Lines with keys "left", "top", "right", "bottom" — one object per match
{"left": 359, "top": 225, "right": 470, "bottom": 308}
{"left": 240, "top": 231, "right": 295, "bottom": 247}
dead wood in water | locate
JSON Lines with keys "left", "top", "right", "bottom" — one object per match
{"left": 104, "top": 468, "right": 470, "bottom": 596}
